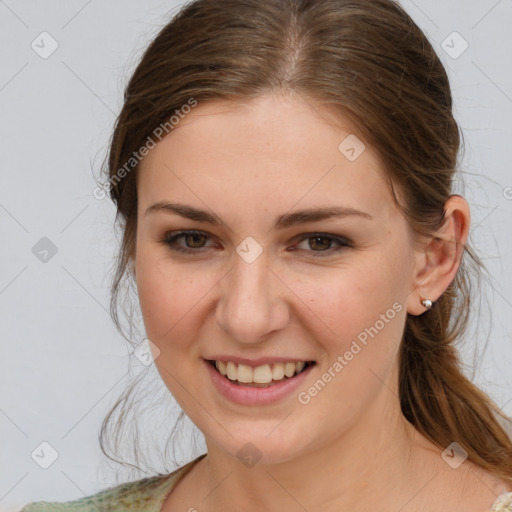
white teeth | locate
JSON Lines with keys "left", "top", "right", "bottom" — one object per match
{"left": 226, "top": 361, "right": 237, "bottom": 380}
{"left": 272, "top": 363, "right": 285, "bottom": 380}
{"left": 284, "top": 362, "right": 296, "bottom": 378}
{"left": 214, "top": 360, "right": 310, "bottom": 384}
{"left": 216, "top": 360, "right": 227, "bottom": 376}
{"left": 237, "top": 364, "right": 253, "bottom": 383}
{"left": 253, "top": 364, "right": 272, "bottom": 384}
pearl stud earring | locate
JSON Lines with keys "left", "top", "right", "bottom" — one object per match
{"left": 421, "top": 298, "right": 432, "bottom": 310}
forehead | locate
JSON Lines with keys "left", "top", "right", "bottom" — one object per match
{"left": 136, "top": 93, "right": 394, "bottom": 221}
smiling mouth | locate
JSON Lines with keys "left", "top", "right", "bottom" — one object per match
{"left": 207, "top": 359, "right": 316, "bottom": 387}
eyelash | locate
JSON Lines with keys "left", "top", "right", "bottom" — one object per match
{"left": 160, "top": 230, "right": 352, "bottom": 258}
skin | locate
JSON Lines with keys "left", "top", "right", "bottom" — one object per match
{"left": 132, "top": 91, "right": 508, "bottom": 511}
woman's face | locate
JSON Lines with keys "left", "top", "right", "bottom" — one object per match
{"left": 134, "top": 92, "right": 421, "bottom": 464}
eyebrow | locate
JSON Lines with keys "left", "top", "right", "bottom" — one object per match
{"left": 144, "top": 201, "right": 373, "bottom": 229}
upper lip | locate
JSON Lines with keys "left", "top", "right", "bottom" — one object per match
{"left": 204, "top": 356, "right": 315, "bottom": 367}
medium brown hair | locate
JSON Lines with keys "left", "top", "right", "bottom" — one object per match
{"left": 99, "top": 0, "right": 512, "bottom": 481}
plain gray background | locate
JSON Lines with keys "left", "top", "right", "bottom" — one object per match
{"left": 1, "top": 1, "right": 511, "bottom": 510}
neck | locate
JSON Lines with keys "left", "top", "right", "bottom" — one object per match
{"left": 197, "top": 383, "right": 439, "bottom": 511}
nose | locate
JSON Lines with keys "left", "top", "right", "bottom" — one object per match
{"left": 215, "top": 251, "right": 289, "bottom": 344}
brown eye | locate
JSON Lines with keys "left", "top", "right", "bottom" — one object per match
{"left": 294, "top": 233, "right": 352, "bottom": 258}
{"left": 183, "top": 232, "right": 208, "bottom": 248}
{"left": 308, "top": 236, "right": 332, "bottom": 251}
{"left": 162, "top": 230, "right": 215, "bottom": 254}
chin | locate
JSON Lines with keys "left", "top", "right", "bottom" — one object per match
{"left": 206, "top": 426, "right": 311, "bottom": 467}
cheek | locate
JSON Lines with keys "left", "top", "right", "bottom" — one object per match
{"left": 343, "top": 256, "right": 407, "bottom": 348}
{"left": 336, "top": 257, "right": 409, "bottom": 381}
{"left": 135, "top": 252, "right": 206, "bottom": 345}
{"left": 292, "top": 254, "right": 408, "bottom": 383}
{"left": 294, "top": 269, "right": 406, "bottom": 414}
{"left": 294, "top": 262, "right": 399, "bottom": 337}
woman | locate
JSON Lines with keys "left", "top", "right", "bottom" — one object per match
{"left": 21, "top": 0, "right": 512, "bottom": 510}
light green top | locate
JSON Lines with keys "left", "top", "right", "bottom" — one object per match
{"left": 19, "top": 454, "right": 207, "bottom": 512}
{"left": 19, "top": 454, "right": 512, "bottom": 511}
{"left": 493, "top": 493, "right": 512, "bottom": 512}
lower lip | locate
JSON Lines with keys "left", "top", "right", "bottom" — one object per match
{"left": 204, "top": 359, "right": 315, "bottom": 406}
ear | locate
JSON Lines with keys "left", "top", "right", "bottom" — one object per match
{"left": 406, "top": 195, "right": 470, "bottom": 316}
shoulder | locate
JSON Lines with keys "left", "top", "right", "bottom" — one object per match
{"left": 18, "top": 474, "right": 171, "bottom": 512}
{"left": 19, "top": 454, "right": 207, "bottom": 512}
